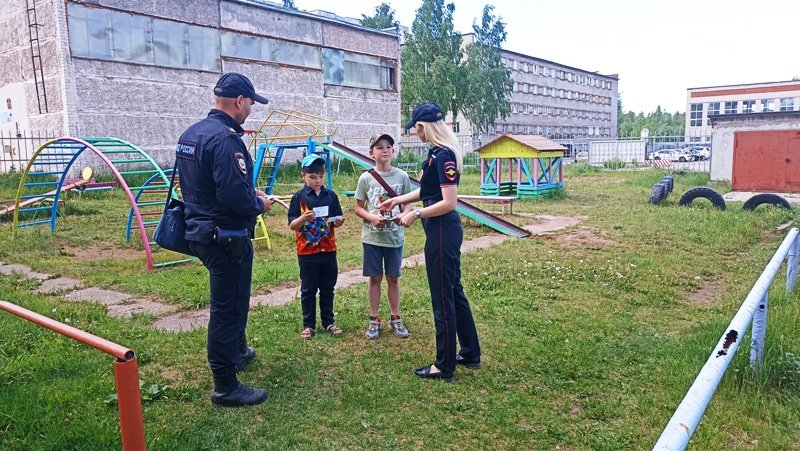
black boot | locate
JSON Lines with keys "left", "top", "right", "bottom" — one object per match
{"left": 211, "top": 374, "right": 268, "bottom": 407}
{"left": 236, "top": 346, "right": 256, "bottom": 373}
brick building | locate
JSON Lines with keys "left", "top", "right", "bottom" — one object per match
{"left": 0, "top": 0, "right": 401, "bottom": 162}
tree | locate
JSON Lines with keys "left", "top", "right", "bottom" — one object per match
{"left": 461, "top": 5, "right": 512, "bottom": 135}
{"left": 283, "top": 0, "right": 297, "bottom": 9}
{"left": 361, "top": 3, "right": 399, "bottom": 29}
{"left": 400, "top": 0, "right": 463, "bottom": 121}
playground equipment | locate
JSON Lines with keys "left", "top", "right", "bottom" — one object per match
{"left": 321, "top": 141, "right": 531, "bottom": 238}
{"left": 474, "top": 134, "right": 566, "bottom": 199}
{"left": 11, "top": 136, "right": 185, "bottom": 269}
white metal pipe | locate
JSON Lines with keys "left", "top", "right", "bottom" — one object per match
{"left": 653, "top": 227, "right": 799, "bottom": 450}
{"left": 787, "top": 235, "right": 799, "bottom": 292}
{"left": 748, "top": 293, "right": 768, "bottom": 369}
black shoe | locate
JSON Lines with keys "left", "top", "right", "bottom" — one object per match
{"left": 413, "top": 365, "right": 453, "bottom": 382}
{"left": 456, "top": 355, "right": 481, "bottom": 369}
{"left": 241, "top": 346, "right": 256, "bottom": 365}
{"left": 211, "top": 375, "right": 268, "bottom": 407}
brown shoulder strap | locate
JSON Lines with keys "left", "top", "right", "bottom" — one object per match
{"left": 368, "top": 169, "right": 398, "bottom": 198}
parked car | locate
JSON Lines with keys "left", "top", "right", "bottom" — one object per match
{"left": 575, "top": 151, "right": 589, "bottom": 162}
{"left": 649, "top": 149, "right": 692, "bottom": 162}
{"left": 683, "top": 146, "right": 710, "bottom": 160}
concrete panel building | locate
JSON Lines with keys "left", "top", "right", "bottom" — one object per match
{"left": 451, "top": 33, "right": 618, "bottom": 144}
{"left": 0, "top": 0, "right": 401, "bottom": 162}
{"left": 685, "top": 80, "right": 800, "bottom": 143}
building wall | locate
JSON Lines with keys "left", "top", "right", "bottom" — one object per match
{"left": 686, "top": 81, "right": 800, "bottom": 140}
{"left": 2, "top": 0, "right": 401, "bottom": 165}
{"left": 453, "top": 34, "right": 618, "bottom": 141}
{"left": 709, "top": 112, "right": 800, "bottom": 182}
{"left": 0, "top": 0, "right": 65, "bottom": 132}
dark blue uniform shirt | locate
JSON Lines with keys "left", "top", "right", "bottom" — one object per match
{"left": 175, "top": 109, "right": 264, "bottom": 242}
{"left": 420, "top": 146, "right": 460, "bottom": 205}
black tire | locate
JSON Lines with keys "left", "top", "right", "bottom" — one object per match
{"left": 654, "top": 156, "right": 661, "bottom": 160}
{"left": 650, "top": 183, "right": 666, "bottom": 204}
{"left": 661, "top": 176, "right": 673, "bottom": 194}
{"left": 742, "top": 193, "right": 792, "bottom": 211}
{"left": 678, "top": 187, "right": 726, "bottom": 210}
{"left": 679, "top": 157, "right": 686, "bottom": 162}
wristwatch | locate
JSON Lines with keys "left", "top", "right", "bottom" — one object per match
{"left": 414, "top": 209, "right": 422, "bottom": 218}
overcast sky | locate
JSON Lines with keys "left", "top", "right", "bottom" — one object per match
{"left": 297, "top": 0, "right": 800, "bottom": 114}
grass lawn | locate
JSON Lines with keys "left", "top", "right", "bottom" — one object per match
{"left": 1, "top": 165, "right": 799, "bottom": 450}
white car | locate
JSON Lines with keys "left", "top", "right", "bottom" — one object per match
{"left": 575, "top": 151, "right": 589, "bottom": 162}
{"left": 650, "top": 149, "right": 692, "bottom": 162}
{"left": 683, "top": 146, "right": 710, "bottom": 160}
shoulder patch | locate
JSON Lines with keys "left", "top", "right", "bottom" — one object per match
{"left": 176, "top": 141, "right": 196, "bottom": 161}
{"left": 234, "top": 152, "right": 247, "bottom": 175}
{"left": 443, "top": 161, "right": 457, "bottom": 182}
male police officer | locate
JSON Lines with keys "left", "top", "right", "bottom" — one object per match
{"left": 176, "top": 73, "right": 272, "bottom": 407}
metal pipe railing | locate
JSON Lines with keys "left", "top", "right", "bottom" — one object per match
{"left": 653, "top": 227, "right": 799, "bottom": 450}
{"left": 0, "top": 301, "right": 145, "bottom": 450}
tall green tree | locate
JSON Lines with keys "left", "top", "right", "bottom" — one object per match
{"left": 461, "top": 5, "right": 512, "bottom": 135}
{"left": 400, "top": 0, "right": 463, "bottom": 122}
{"left": 361, "top": 3, "right": 399, "bottom": 29}
{"left": 617, "top": 97, "right": 685, "bottom": 136}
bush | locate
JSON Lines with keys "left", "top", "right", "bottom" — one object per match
{"left": 603, "top": 158, "right": 626, "bottom": 170}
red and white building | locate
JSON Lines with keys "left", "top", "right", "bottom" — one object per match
{"left": 685, "top": 80, "right": 800, "bottom": 142}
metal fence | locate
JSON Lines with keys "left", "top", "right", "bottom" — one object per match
{"left": 0, "top": 129, "right": 61, "bottom": 173}
{"left": 653, "top": 228, "right": 799, "bottom": 450}
{"left": 398, "top": 133, "right": 714, "bottom": 172}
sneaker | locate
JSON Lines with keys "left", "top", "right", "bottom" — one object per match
{"left": 389, "top": 318, "right": 409, "bottom": 338}
{"left": 365, "top": 317, "right": 381, "bottom": 339}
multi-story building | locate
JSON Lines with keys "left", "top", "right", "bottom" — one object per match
{"left": 685, "top": 80, "right": 800, "bottom": 142}
{"left": 0, "top": 0, "right": 400, "bottom": 161}
{"left": 452, "top": 33, "right": 619, "bottom": 144}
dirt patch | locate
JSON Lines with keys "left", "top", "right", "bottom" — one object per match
{"left": 61, "top": 243, "right": 143, "bottom": 261}
{"left": 554, "top": 226, "right": 618, "bottom": 247}
{"left": 686, "top": 282, "right": 722, "bottom": 306}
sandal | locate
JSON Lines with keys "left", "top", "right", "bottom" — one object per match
{"left": 324, "top": 324, "right": 343, "bottom": 335}
{"left": 299, "top": 327, "right": 315, "bottom": 340}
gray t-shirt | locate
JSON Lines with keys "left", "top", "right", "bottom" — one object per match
{"left": 354, "top": 167, "right": 412, "bottom": 248}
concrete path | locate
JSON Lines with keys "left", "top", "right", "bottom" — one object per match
{"left": 1, "top": 215, "right": 585, "bottom": 333}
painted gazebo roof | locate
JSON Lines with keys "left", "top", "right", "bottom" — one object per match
{"left": 475, "top": 134, "right": 566, "bottom": 159}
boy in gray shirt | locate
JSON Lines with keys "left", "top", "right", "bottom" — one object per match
{"left": 354, "top": 134, "right": 413, "bottom": 339}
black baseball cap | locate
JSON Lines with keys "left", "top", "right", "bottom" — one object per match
{"left": 369, "top": 134, "right": 395, "bottom": 149}
{"left": 404, "top": 102, "right": 444, "bottom": 129}
{"left": 214, "top": 73, "right": 269, "bottom": 104}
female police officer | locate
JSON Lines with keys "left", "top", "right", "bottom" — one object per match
{"left": 381, "top": 102, "right": 481, "bottom": 381}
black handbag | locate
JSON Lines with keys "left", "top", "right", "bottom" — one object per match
{"left": 153, "top": 165, "right": 196, "bottom": 256}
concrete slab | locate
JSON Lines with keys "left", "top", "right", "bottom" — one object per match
{"left": 64, "top": 288, "right": 132, "bottom": 305}
{"left": 151, "top": 310, "right": 210, "bottom": 333}
{"left": 0, "top": 263, "right": 51, "bottom": 281}
{"left": 723, "top": 191, "right": 800, "bottom": 204}
{"left": 35, "top": 277, "right": 84, "bottom": 294}
{"left": 107, "top": 299, "right": 179, "bottom": 319}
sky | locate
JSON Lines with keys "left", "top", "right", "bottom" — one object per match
{"left": 296, "top": 0, "right": 800, "bottom": 114}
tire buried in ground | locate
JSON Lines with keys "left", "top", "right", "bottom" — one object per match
{"left": 650, "top": 183, "right": 666, "bottom": 205}
{"left": 678, "top": 187, "right": 726, "bottom": 210}
{"left": 742, "top": 193, "right": 792, "bottom": 211}
{"left": 662, "top": 176, "right": 673, "bottom": 194}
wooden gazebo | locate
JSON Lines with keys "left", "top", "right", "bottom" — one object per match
{"left": 475, "top": 134, "right": 566, "bottom": 199}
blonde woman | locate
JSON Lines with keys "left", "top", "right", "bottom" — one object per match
{"left": 380, "top": 102, "right": 481, "bottom": 381}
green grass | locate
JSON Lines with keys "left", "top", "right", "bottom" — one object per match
{"left": 1, "top": 168, "right": 799, "bottom": 449}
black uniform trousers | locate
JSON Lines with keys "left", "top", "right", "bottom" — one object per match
{"left": 298, "top": 251, "right": 338, "bottom": 330}
{"left": 190, "top": 240, "right": 253, "bottom": 376}
{"left": 422, "top": 211, "right": 481, "bottom": 375}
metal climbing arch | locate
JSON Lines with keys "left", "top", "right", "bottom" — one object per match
{"left": 12, "top": 136, "right": 183, "bottom": 269}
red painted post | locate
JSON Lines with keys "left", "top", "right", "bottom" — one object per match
{"left": 115, "top": 357, "right": 146, "bottom": 451}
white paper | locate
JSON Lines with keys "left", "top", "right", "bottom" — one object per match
{"left": 326, "top": 215, "right": 343, "bottom": 223}
{"left": 313, "top": 206, "right": 329, "bottom": 217}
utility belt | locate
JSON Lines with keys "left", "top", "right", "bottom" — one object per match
{"left": 213, "top": 226, "right": 251, "bottom": 264}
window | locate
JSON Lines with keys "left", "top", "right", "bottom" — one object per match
{"left": 532, "top": 105, "right": 539, "bottom": 114}
{"left": 567, "top": 73, "right": 573, "bottom": 82}
{"left": 761, "top": 99, "right": 775, "bottom": 112}
{"left": 524, "top": 124, "right": 529, "bottom": 134}
{"left": 780, "top": 97, "right": 795, "bottom": 111}
{"left": 724, "top": 101, "right": 737, "bottom": 114}
{"left": 742, "top": 100, "right": 755, "bottom": 113}
{"left": 68, "top": 3, "right": 220, "bottom": 71}
{"left": 321, "top": 48, "right": 395, "bottom": 90}
{"left": 501, "top": 123, "right": 508, "bottom": 133}
{"left": 523, "top": 103, "right": 530, "bottom": 114}
{"left": 690, "top": 103, "right": 702, "bottom": 126}
{"left": 511, "top": 103, "right": 518, "bottom": 113}
{"left": 501, "top": 57, "right": 508, "bottom": 67}
{"left": 513, "top": 59, "right": 518, "bottom": 70}
{"left": 532, "top": 85, "right": 538, "bottom": 95}
{"left": 452, "top": 122, "right": 460, "bottom": 133}
{"left": 706, "top": 102, "right": 720, "bottom": 125}
{"left": 522, "top": 83, "right": 529, "bottom": 93}
{"left": 225, "top": 32, "right": 321, "bottom": 69}
{"left": 513, "top": 82, "right": 518, "bottom": 91}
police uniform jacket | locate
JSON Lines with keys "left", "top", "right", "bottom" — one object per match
{"left": 420, "top": 146, "right": 460, "bottom": 206}
{"left": 175, "top": 109, "right": 265, "bottom": 242}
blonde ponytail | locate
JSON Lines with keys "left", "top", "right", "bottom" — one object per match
{"left": 419, "top": 121, "right": 463, "bottom": 171}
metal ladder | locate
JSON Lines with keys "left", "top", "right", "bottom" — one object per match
{"left": 25, "top": 0, "right": 48, "bottom": 114}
